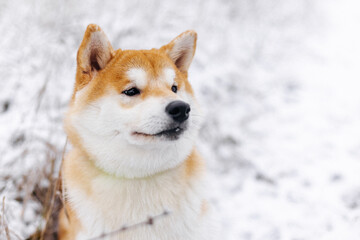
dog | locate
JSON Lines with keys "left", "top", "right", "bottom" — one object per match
{"left": 58, "top": 24, "right": 209, "bottom": 240}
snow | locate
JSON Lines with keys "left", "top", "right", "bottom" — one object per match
{"left": 1, "top": 0, "right": 360, "bottom": 239}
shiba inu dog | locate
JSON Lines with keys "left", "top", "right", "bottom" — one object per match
{"left": 58, "top": 24, "right": 209, "bottom": 240}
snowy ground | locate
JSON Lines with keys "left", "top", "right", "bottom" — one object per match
{"left": 1, "top": 0, "right": 360, "bottom": 239}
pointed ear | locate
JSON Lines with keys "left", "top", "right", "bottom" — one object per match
{"left": 77, "top": 24, "right": 114, "bottom": 74}
{"left": 160, "top": 30, "right": 197, "bottom": 72}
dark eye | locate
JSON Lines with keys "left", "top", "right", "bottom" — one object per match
{"left": 171, "top": 85, "right": 178, "bottom": 93}
{"left": 122, "top": 87, "right": 140, "bottom": 96}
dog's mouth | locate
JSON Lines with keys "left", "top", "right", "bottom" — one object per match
{"left": 133, "top": 126, "right": 185, "bottom": 140}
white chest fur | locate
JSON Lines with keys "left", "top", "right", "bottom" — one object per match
{"left": 63, "top": 150, "right": 206, "bottom": 240}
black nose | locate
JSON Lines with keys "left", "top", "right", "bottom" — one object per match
{"left": 165, "top": 101, "right": 191, "bottom": 123}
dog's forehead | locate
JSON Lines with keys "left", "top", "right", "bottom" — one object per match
{"left": 111, "top": 50, "right": 176, "bottom": 86}
{"left": 126, "top": 67, "right": 176, "bottom": 88}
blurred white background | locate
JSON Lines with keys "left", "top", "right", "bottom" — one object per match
{"left": 0, "top": 0, "right": 360, "bottom": 239}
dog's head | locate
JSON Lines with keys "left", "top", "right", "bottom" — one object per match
{"left": 65, "top": 24, "right": 202, "bottom": 178}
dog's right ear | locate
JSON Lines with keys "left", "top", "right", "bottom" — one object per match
{"left": 76, "top": 24, "right": 114, "bottom": 88}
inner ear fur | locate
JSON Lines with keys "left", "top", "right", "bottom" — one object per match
{"left": 76, "top": 24, "right": 114, "bottom": 84}
{"left": 160, "top": 30, "right": 197, "bottom": 72}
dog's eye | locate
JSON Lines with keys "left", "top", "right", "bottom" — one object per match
{"left": 122, "top": 88, "right": 140, "bottom": 96}
{"left": 171, "top": 85, "right": 177, "bottom": 93}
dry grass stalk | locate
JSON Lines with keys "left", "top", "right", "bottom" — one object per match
{"left": 27, "top": 138, "right": 67, "bottom": 240}
{"left": 39, "top": 138, "right": 67, "bottom": 240}
{"left": 2, "top": 197, "right": 11, "bottom": 240}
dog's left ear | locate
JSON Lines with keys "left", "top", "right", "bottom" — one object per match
{"left": 160, "top": 30, "right": 197, "bottom": 72}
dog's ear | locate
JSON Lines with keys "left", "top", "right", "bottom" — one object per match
{"left": 160, "top": 30, "right": 197, "bottom": 72}
{"left": 76, "top": 24, "right": 114, "bottom": 86}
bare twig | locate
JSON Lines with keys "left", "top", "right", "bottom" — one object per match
{"left": 88, "top": 210, "right": 170, "bottom": 240}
